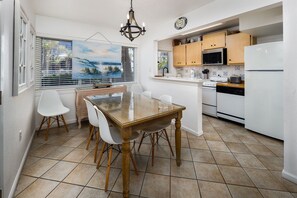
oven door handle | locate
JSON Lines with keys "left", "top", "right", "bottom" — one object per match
{"left": 202, "top": 86, "right": 216, "bottom": 90}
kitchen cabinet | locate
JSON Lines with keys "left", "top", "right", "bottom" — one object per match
{"left": 186, "top": 41, "right": 202, "bottom": 66}
{"left": 202, "top": 31, "right": 226, "bottom": 50}
{"left": 226, "top": 32, "right": 252, "bottom": 65}
{"left": 173, "top": 42, "right": 202, "bottom": 66}
{"left": 173, "top": 44, "right": 186, "bottom": 66}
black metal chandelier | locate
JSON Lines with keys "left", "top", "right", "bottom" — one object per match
{"left": 120, "top": 0, "right": 146, "bottom": 41}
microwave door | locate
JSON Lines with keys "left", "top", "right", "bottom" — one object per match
{"left": 203, "top": 51, "right": 222, "bottom": 65}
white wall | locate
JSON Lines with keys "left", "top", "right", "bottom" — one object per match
{"left": 282, "top": 0, "right": 297, "bottom": 184}
{"left": 139, "top": 0, "right": 282, "bottom": 131}
{"left": 0, "top": 0, "right": 36, "bottom": 197}
{"left": 34, "top": 16, "right": 141, "bottom": 128}
{"left": 0, "top": 1, "right": 3, "bottom": 195}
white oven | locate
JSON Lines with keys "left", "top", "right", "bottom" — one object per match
{"left": 202, "top": 86, "right": 217, "bottom": 117}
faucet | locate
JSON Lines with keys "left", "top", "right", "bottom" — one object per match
{"left": 162, "top": 67, "right": 169, "bottom": 77}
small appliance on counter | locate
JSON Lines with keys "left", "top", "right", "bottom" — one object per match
{"left": 229, "top": 75, "right": 242, "bottom": 84}
{"left": 202, "top": 69, "right": 209, "bottom": 79}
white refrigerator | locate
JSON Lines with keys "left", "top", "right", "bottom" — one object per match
{"left": 244, "top": 41, "right": 283, "bottom": 140}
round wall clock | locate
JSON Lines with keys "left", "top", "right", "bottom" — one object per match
{"left": 174, "top": 17, "right": 188, "bottom": 30}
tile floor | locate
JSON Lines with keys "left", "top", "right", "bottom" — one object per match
{"left": 14, "top": 116, "right": 297, "bottom": 198}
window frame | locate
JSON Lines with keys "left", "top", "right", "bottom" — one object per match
{"left": 18, "top": 11, "right": 28, "bottom": 91}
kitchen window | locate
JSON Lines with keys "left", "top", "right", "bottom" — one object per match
{"left": 35, "top": 37, "right": 136, "bottom": 89}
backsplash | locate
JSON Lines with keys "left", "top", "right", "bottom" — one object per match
{"left": 177, "top": 65, "right": 245, "bottom": 80}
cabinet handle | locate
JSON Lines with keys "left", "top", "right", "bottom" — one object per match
{"left": 214, "top": 44, "right": 216, "bottom": 46}
{"left": 211, "top": 45, "right": 213, "bottom": 47}
{"left": 229, "top": 59, "right": 231, "bottom": 61}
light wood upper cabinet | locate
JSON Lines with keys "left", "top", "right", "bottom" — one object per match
{"left": 226, "top": 32, "right": 252, "bottom": 65}
{"left": 202, "top": 31, "right": 226, "bottom": 50}
{"left": 173, "top": 45, "right": 186, "bottom": 66}
{"left": 186, "top": 42, "right": 202, "bottom": 66}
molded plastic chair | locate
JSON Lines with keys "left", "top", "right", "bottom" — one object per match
{"left": 37, "top": 90, "right": 70, "bottom": 141}
{"left": 130, "top": 84, "right": 144, "bottom": 94}
{"left": 137, "top": 94, "right": 174, "bottom": 166}
{"left": 141, "top": 90, "right": 152, "bottom": 98}
{"left": 84, "top": 99, "right": 101, "bottom": 162}
{"left": 94, "top": 106, "right": 140, "bottom": 191}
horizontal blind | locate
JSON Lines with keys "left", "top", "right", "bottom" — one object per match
{"left": 35, "top": 37, "right": 135, "bottom": 90}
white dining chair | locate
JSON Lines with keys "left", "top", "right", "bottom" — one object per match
{"left": 137, "top": 94, "right": 174, "bottom": 166}
{"left": 37, "top": 90, "right": 70, "bottom": 141}
{"left": 141, "top": 90, "right": 152, "bottom": 98}
{"left": 94, "top": 106, "right": 140, "bottom": 191}
{"left": 83, "top": 98, "right": 101, "bottom": 162}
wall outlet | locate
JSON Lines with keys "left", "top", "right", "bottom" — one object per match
{"left": 19, "top": 130, "right": 22, "bottom": 141}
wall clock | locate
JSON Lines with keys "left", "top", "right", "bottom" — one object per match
{"left": 174, "top": 17, "right": 188, "bottom": 30}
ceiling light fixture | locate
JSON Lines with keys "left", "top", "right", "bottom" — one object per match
{"left": 120, "top": 0, "right": 146, "bottom": 41}
{"left": 181, "top": 23, "right": 223, "bottom": 36}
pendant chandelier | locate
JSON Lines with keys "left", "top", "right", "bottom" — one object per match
{"left": 120, "top": 0, "right": 146, "bottom": 41}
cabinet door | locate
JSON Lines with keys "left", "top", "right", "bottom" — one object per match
{"left": 202, "top": 31, "right": 226, "bottom": 50}
{"left": 227, "top": 33, "right": 251, "bottom": 65}
{"left": 173, "top": 45, "right": 186, "bottom": 66}
{"left": 186, "top": 42, "right": 202, "bottom": 66}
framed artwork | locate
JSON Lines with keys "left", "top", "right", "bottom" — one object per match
{"left": 72, "top": 40, "right": 122, "bottom": 80}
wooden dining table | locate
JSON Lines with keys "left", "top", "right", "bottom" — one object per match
{"left": 87, "top": 92, "right": 186, "bottom": 197}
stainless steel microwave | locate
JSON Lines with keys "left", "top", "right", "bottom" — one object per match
{"left": 202, "top": 48, "right": 227, "bottom": 66}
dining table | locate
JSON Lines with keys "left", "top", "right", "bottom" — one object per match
{"left": 87, "top": 91, "right": 186, "bottom": 198}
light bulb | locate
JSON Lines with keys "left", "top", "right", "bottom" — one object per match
{"left": 127, "top": 14, "right": 129, "bottom": 19}
{"left": 142, "top": 22, "right": 145, "bottom": 27}
{"left": 121, "top": 23, "right": 123, "bottom": 27}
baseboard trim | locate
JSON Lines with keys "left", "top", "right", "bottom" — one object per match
{"left": 282, "top": 169, "right": 297, "bottom": 184}
{"left": 8, "top": 130, "right": 35, "bottom": 198}
{"left": 181, "top": 125, "right": 203, "bottom": 137}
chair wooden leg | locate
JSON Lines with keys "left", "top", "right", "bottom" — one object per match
{"left": 45, "top": 117, "right": 50, "bottom": 141}
{"left": 137, "top": 132, "right": 145, "bottom": 152}
{"left": 130, "top": 151, "right": 138, "bottom": 175}
{"left": 164, "top": 129, "right": 174, "bottom": 156}
{"left": 60, "top": 115, "right": 69, "bottom": 132}
{"left": 56, "top": 116, "right": 60, "bottom": 127}
{"left": 94, "top": 129, "right": 100, "bottom": 163}
{"left": 151, "top": 133, "right": 155, "bottom": 166}
{"left": 37, "top": 116, "right": 46, "bottom": 136}
{"left": 97, "top": 142, "right": 106, "bottom": 169}
{"left": 105, "top": 145, "right": 113, "bottom": 192}
{"left": 86, "top": 125, "right": 94, "bottom": 150}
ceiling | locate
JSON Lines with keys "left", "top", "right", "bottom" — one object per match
{"left": 30, "top": 0, "right": 215, "bottom": 29}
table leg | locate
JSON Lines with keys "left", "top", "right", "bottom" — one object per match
{"left": 175, "top": 111, "right": 182, "bottom": 166}
{"left": 122, "top": 127, "right": 132, "bottom": 198}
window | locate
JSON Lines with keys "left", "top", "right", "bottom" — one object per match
{"left": 157, "top": 51, "right": 169, "bottom": 75}
{"left": 19, "top": 14, "right": 28, "bottom": 88}
{"left": 35, "top": 37, "right": 135, "bottom": 89}
{"left": 29, "top": 27, "right": 36, "bottom": 84}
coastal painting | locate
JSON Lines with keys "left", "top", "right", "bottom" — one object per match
{"left": 72, "top": 40, "right": 122, "bottom": 79}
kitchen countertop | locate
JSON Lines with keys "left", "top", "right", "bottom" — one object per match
{"left": 152, "top": 76, "right": 204, "bottom": 83}
{"left": 217, "top": 82, "right": 245, "bottom": 89}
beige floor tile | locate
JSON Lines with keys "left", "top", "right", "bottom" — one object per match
{"left": 30, "top": 142, "right": 43, "bottom": 150}
{"left": 22, "top": 158, "right": 58, "bottom": 177}
{"left": 46, "top": 135, "right": 72, "bottom": 146}
{"left": 259, "top": 189, "right": 293, "bottom": 198}
{"left": 16, "top": 179, "right": 59, "bottom": 198}
{"left": 81, "top": 149, "right": 98, "bottom": 165}
{"left": 41, "top": 161, "right": 77, "bottom": 181}
{"left": 225, "top": 142, "right": 251, "bottom": 154}
{"left": 207, "top": 141, "right": 230, "bottom": 152}
{"left": 189, "top": 139, "right": 209, "bottom": 150}
{"left": 141, "top": 173, "right": 170, "bottom": 198}
{"left": 198, "top": 180, "right": 231, "bottom": 198}
{"left": 255, "top": 134, "right": 283, "bottom": 147}
{"left": 45, "top": 146, "right": 74, "bottom": 160}
{"left": 47, "top": 183, "right": 83, "bottom": 198}
{"left": 63, "top": 164, "right": 97, "bottom": 186}
{"left": 244, "top": 168, "right": 286, "bottom": 191}
{"left": 171, "top": 177, "right": 200, "bottom": 198}
{"left": 132, "top": 155, "right": 149, "bottom": 172}
{"left": 14, "top": 175, "right": 37, "bottom": 196}
{"left": 191, "top": 149, "right": 215, "bottom": 163}
{"left": 62, "top": 137, "right": 86, "bottom": 147}
{"left": 63, "top": 148, "right": 90, "bottom": 162}
{"left": 77, "top": 187, "right": 109, "bottom": 198}
{"left": 187, "top": 132, "right": 205, "bottom": 140}
{"left": 245, "top": 144, "right": 276, "bottom": 156}
{"left": 228, "top": 185, "right": 262, "bottom": 198}
{"left": 239, "top": 135, "right": 261, "bottom": 144}
{"left": 29, "top": 144, "right": 59, "bottom": 157}
{"left": 203, "top": 132, "right": 222, "bottom": 141}
{"left": 153, "top": 145, "right": 171, "bottom": 158}
{"left": 270, "top": 171, "right": 297, "bottom": 193}
{"left": 194, "top": 162, "right": 224, "bottom": 183}
{"left": 171, "top": 147, "right": 192, "bottom": 161}
{"left": 108, "top": 192, "right": 138, "bottom": 198}
{"left": 292, "top": 193, "right": 297, "bottom": 198}
{"left": 171, "top": 160, "right": 196, "bottom": 179}
{"left": 112, "top": 171, "right": 145, "bottom": 195}
{"left": 234, "top": 153, "right": 266, "bottom": 169}
{"left": 219, "top": 133, "right": 241, "bottom": 143}
{"left": 257, "top": 156, "right": 283, "bottom": 171}
{"left": 266, "top": 144, "right": 284, "bottom": 157}
{"left": 219, "top": 165, "right": 254, "bottom": 187}
{"left": 87, "top": 167, "right": 121, "bottom": 190}
{"left": 134, "top": 143, "right": 151, "bottom": 156}
{"left": 212, "top": 152, "right": 239, "bottom": 166}
{"left": 23, "top": 156, "right": 41, "bottom": 168}
{"left": 78, "top": 139, "right": 97, "bottom": 150}
{"left": 170, "top": 137, "right": 190, "bottom": 148}
{"left": 147, "top": 157, "right": 171, "bottom": 175}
